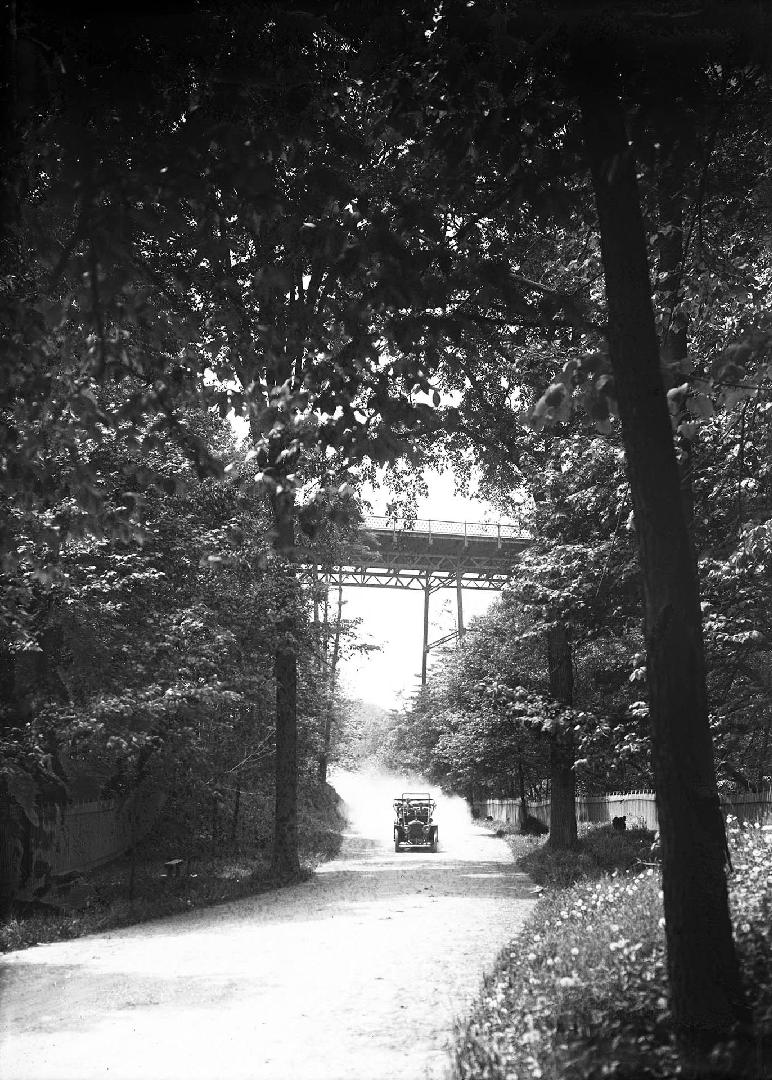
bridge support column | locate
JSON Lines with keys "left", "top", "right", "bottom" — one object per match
{"left": 312, "top": 563, "right": 320, "bottom": 669}
{"left": 421, "top": 571, "right": 430, "bottom": 685}
{"left": 456, "top": 570, "right": 465, "bottom": 638}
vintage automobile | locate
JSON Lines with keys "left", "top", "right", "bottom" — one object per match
{"left": 393, "top": 792, "right": 438, "bottom": 852}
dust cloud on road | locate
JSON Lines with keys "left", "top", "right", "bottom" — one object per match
{"left": 0, "top": 770, "right": 537, "bottom": 1080}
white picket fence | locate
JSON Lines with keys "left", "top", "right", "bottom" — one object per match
{"left": 479, "top": 788, "right": 772, "bottom": 831}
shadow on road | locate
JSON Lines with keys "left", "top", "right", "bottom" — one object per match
{"left": 0, "top": 821, "right": 537, "bottom": 1080}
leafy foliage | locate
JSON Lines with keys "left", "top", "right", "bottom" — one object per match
{"left": 453, "top": 821, "right": 772, "bottom": 1080}
{"left": 0, "top": 401, "right": 361, "bottom": 868}
{"left": 379, "top": 581, "right": 651, "bottom": 803}
{"left": 517, "top": 825, "right": 658, "bottom": 889}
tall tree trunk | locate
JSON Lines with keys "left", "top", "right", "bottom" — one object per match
{"left": 577, "top": 65, "right": 749, "bottom": 1052}
{"left": 656, "top": 137, "right": 689, "bottom": 373}
{"left": 318, "top": 581, "right": 343, "bottom": 783}
{"left": 1, "top": 0, "right": 22, "bottom": 261}
{"left": 246, "top": 394, "right": 301, "bottom": 879}
{"left": 656, "top": 129, "right": 696, "bottom": 535}
{"left": 270, "top": 486, "right": 300, "bottom": 879}
{"left": 546, "top": 622, "right": 577, "bottom": 848}
{"left": 517, "top": 757, "right": 528, "bottom": 830}
{"left": 231, "top": 785, "right": 241, "bottom": 844}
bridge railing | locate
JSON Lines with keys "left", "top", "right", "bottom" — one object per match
{"left": 360, "top": 515, "right": 526, "bottom": 540}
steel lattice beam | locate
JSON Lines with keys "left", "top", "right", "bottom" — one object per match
{"left": 313, "top": 568, "right": 510, "bottom": 591}
{"left": 297, "top": 519, "right": 530, "bottom": 592}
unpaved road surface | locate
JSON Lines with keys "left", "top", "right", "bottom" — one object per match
{"left": 0, "top": 789, "right": 536, "bottom": 1080}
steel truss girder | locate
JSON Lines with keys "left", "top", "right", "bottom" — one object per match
{"left": 311, "top": 567, "right": 509, "bottom": 590}
{"left": 363, "top": 553, "right": 511, "bottom": 573}
{"left": 303, "top": 553, "right": 516, "bottom": 591}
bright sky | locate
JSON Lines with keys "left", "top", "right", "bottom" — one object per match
{"left": 339, "top": 467, "right": 506, "bottom": 709}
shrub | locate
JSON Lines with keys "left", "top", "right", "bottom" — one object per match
{"left": 583, "top": 825, "right": 657, "bottom": 873}
{"left": 453, "top": 870, "right": 677, "bottom": 1079}
{"left": 727, "top": 818, "right": 772, "bottom": 1049}
{"left": 517, "top": 844, "right": 597, "bottom": 888}
{"left": 515, "top": 825, "right": 656, "bottom": 888}
{"left": 455, "top": 819, "right": 772, "bottom": 1079}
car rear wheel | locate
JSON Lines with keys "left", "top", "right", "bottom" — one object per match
{"left": 394, "top": 839, "right": 401, "bottom": 852}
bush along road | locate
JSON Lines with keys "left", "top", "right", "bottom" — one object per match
{"left": 453, "top": 820, "right": 772, "bottom": 1080}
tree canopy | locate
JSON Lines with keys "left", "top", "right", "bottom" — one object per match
{"left": 3, "top": 0, "right": 772, "bottom": 1061}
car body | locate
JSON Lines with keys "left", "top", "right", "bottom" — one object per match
{"left": 393, "top": 792, "right": 438, "bottom": 852}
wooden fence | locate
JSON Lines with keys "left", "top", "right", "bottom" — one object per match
{"left": 478, "top": 787, "right": 772, "bottom": 831}
{"left": 0, "top": 788, "right": 164, "bottom": 900}
{"left": 723, "top": 788, "right": 772, "bottom": 825}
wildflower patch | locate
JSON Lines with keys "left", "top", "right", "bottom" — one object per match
{"left": 453, "top": 818, "right": 772, "bottom": 1079}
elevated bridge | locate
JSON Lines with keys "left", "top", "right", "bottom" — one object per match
{"left": 306, "top": 515, "right": 531, "bottom": 683}
{"left": 347, "top": 516, "right": 529, "bottom": 590}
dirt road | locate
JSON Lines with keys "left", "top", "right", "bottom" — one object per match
{"left": 0, "top": 782, "right": 536, "bottom": 1080}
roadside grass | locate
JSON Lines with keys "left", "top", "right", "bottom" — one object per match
{"left": 516, "top": 821, "right": 658, "bottom": 887}
{"left": 0, "top": 783, "right": 347, "bottom": 953}
{"left": 453, "top": 819, "right": 772, "bottom": 1080}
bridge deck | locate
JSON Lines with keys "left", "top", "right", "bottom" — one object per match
{"left": 306, "top": 515, "right": 530, "bottom": 590}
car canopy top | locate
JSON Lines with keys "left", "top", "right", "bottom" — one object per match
{"left": 393, "top": 792, "right": 436, "bottom": 810}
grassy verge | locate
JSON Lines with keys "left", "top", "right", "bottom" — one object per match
{"left": 515, "top": 821, "right": 659, "bottom": 886}
{"left": 0, "top": 781, "right": 347, "bottom": 953}
{"left": 453, "top": 820, "right": 772, "bottom": 1080}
